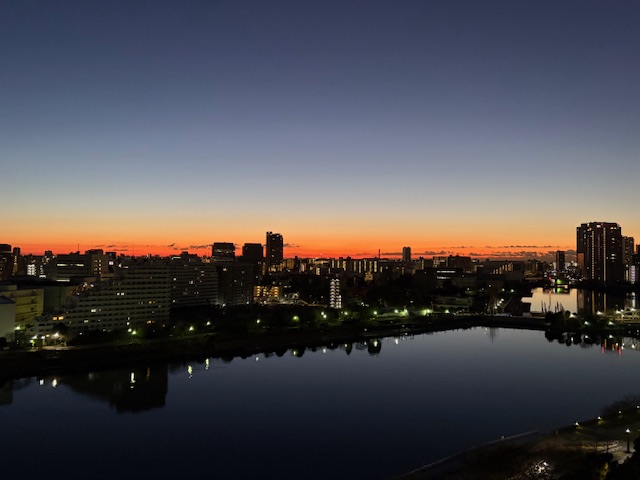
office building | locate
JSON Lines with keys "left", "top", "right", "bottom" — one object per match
{"left": 211, "top": 242, "right": 235, "bottom": 262}
{"left": 447, "top": 255, "right": 474, "bottom": 272}
{"left": 46, "top": 250, "right": 110, "bottom": 282}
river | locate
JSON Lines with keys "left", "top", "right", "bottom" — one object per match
{"left": 2, "top": 327, "right": 640, "bottom": 479}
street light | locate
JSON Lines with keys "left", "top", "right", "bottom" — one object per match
{"left": 626, "top": 428, "right": 631, "bottom": 453}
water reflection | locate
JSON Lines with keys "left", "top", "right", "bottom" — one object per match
{"left": 525, "top": 288, "right": 638, "bottom": 317}
{"left": 578, "top": 290, "right": 638, "bottom": 318}
{"left": 56, "top": 366, "right": 168, "bottom": 413}
{"left": 543, "top": 330, "right": 640, "bottom": 355}
{"left": 5, "top": 329, "right": 640, "bottom": 415}
{"left": 0, "top": 380, "right": 12, "bottom": 405}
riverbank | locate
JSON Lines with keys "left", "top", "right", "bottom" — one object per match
{"left": 4, "top": 313, "right": 640, "bottom": 382}
{"left": 398, "top": 404, "right": 640, "bottom": 479}
{"left": 0, "top": 315, "right": 547, "bottom": 380}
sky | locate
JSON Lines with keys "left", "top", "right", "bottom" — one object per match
{"left": 2, "top": 0, "right": 639, "bottom": 259}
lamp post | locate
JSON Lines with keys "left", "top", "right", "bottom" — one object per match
{"left": 626, "top": 428, "right": 631, "bottom": 453}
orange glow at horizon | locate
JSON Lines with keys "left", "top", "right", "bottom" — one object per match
{"left": 7, "top": 239, "right": 574, "bottom": 260}
{"left": 2, "top": 201, "right": 598, "bottom": 261}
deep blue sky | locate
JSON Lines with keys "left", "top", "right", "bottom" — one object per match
{"left": 2, "top": 1, "right": 639, "bottom": 256}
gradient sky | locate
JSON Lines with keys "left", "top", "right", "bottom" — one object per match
{"left": 2, "top": 0, "right": 639, "bottom": 258}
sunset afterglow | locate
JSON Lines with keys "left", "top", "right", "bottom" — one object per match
{"left": 2, "top": 1, "right": 639, "bottom": 258}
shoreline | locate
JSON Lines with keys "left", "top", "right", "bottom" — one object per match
{"left": 397, "top": 405, "right": 640, "bottom": 479}
{"left": 2, "top": 314, "right": 637, "bottom": 381}
{"left": 1, "top": 315, "right": 546, "bottom": 380}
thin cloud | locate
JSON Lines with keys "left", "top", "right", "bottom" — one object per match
{"left": 416, "top": 250, "right": 449, "bottom": 256}
{"left": 496, "top": 245, "right": 559, "bottom": 249}
{"left": 185, "top": 244, "right": 214, "bottom": 250}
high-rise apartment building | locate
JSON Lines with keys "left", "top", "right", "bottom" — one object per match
{"left": 555, "top": 251, "right": 565, "bottom": 272}
{"left": 622, "top": 236, "right": 636, "bottom": 283}
{"left": 576, "top": 222, "right": 624, "bottom": 284}
{"left": 402, "top": 247, "right": 411, "bottom": 263}
{"left": 216, "top": 264, "right": 254, "bottom": 306}
{"left": 169, "top": 256, "right": 219, "bottom": 308}
{"left": 329, "top": 278, "right": 342, "bottom": 309}
{"left": 265, "top": 232, "right": 283, "bottom": 272}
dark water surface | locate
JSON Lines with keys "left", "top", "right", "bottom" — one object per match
{"left": 2, "top": 328, "right": 639, "bottom": 479}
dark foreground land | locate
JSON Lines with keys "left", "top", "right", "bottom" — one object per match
{"left": 399, "top": 407, "right": 640, "bottom": 480}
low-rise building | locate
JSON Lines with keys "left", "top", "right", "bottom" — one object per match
{"left": 0, "top": 284, "right": 44, "bottom": 328}
{"left": 0, "top": 296, "right": 16, "bottom": 342}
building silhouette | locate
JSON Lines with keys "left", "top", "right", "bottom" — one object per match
{"left": 265, "top": 232, "right": 283, "bottom": 272}
{"left": 62, "top": 365, "right": 168, "bottom": 413}
{"left": 211, "top": 242, "right": 235, "bottom": 262}
{"left": 0, "top": 244, "right": 14, "bottom": 281}
{"left": 241, "top": 243, "right": 264, "bottom": 264}
{"left": 216, "top": 263, "right": 254, "bottom": 306}
{"left": 576, "top": 222, "right": 624, "bottom": 284}
{"left": 555, "top": 250, "right": 565, "bottom": 271}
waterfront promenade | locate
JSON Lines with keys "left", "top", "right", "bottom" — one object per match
{"left": 398, "top": 407, "right": 640, "bottom": 479}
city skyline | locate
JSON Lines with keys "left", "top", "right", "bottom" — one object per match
{"left": 3, "top": 1, "right": 639, "bottom": 258}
